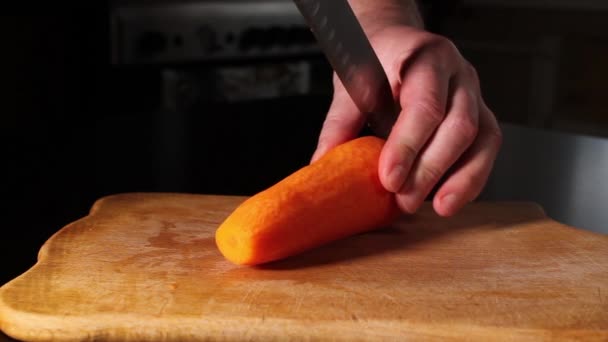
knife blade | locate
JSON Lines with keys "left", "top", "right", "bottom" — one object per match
{"left": 293, "top": 0, "right": 398, "bottom": 138}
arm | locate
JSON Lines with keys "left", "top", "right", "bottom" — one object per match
{"left": 348, "top": 0, "right": 424, "bottom": 34}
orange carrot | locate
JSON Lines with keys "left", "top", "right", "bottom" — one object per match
{"left": 215, "top": 136, "right": 400, "bottom": 265}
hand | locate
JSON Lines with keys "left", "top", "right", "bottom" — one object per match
{"left": 311, "top": 26, "right": 502, "bottom": 217}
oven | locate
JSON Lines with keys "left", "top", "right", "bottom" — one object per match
{"left": 108, "top": 0, "right": 334, "bottom": 196}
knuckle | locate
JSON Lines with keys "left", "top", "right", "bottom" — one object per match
{"left": 419, "top": 163, "right": 444, "bottom": 186}
{"left": 441, "top": 39, "right": 461, "bottom": 59}
{"left": 412, "top": 98, "right": 446, "bottom": 124}
{"left": 429, "top": 35, "right": 460, "bottom": 57}
{"left": 419, "top": 32, "right": 450, "bottom": 50}
{"left": 422, "top": 60, "right": 448, "bottom": 78}
{"left": 486, "top": 124, "right": 503, "bottom": 150}
{"left": 413, "top": 31, "right": 438, "bottom": 46}
{"left": 398, "top": 142, "right": 419, "bottom": 162}
{"left": 417, "top": 34, "right": 464, "bottom": 74}
{"left": 414, "top": 100, "right": 445, "bottom": 124}
{"left": 454, "top": 116, "right": 479, "bottom": 143}
{"left": 463, "top": 62, "right": 479, "bottom": 81}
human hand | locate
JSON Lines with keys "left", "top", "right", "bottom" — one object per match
{"left": 311, "top": 26, "right": 502, "bottom": 217}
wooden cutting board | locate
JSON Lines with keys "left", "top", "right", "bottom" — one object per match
{"left": 1, "top": 193, "right": 607, "bottom": 341}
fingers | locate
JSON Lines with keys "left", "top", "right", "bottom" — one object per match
{"left": 394, "top": 73, "right": 480, "bottom": 213}
{"left": 311, "top": 76, "right": 366, "bottom": 163}
{"left": 432, "top": 100, "right": 502, "bottom": 217}
{"left": 379, "top": 60, "right": 451, "bottom": 193}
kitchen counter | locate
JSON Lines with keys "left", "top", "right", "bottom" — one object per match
{"left": 1, "top": 123, "right": 606, "bottom": 342}
{"left": 480, "top": 123, "right": 608, "bottom": 234}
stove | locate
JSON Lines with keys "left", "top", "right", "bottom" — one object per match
{"left": 111, "top": 0, "right": 320, "bottom": 65}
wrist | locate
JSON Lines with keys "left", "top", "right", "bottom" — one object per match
{"left": 348, "top": 0, "right": 424, "bottom": 37}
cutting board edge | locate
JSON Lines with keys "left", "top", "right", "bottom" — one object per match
{"left": 1, "top": 307, "right": 607, "bottom": 342}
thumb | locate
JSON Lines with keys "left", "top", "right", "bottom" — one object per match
{"left": 311, "top": 76, "right": 367, "bottom": 163}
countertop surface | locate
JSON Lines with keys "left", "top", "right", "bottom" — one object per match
{"left": 2, "top": 123, "right": 607, "bottom": 341}
{"left": 480, "top": 123, "right": 608, "bottom": 234}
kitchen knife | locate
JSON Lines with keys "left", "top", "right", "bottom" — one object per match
{"left": 293, "top": 0, "right": 398, "bottom": 138}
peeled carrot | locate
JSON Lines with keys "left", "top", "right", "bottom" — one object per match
{"left": 215, "top": 136, "right": 400, "bottom": 265}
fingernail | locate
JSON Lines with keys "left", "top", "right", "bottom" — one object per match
{"left": 441, "top": 193, "right": 458, "bottom": 214}
{"left": 387, "top": 165, "right": 407, "bottom": 192}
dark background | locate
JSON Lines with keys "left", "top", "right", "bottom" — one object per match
{"left": 3, "top": 1, "right": 608, "bottom": 287}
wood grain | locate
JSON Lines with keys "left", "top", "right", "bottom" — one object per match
{"left": 0, "top": 193, "right": 607, "bottom": 341}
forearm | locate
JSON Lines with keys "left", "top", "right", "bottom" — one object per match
{"left": 348, "top": 0, "right": 424, "bottom": 36}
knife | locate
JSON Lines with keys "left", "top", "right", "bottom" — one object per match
{"left": 293, "top": 0, "right": 399, "bottom": 138}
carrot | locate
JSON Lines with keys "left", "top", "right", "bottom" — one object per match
{"left": 215, "top": 136, "right": 400, "bottom": 265}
